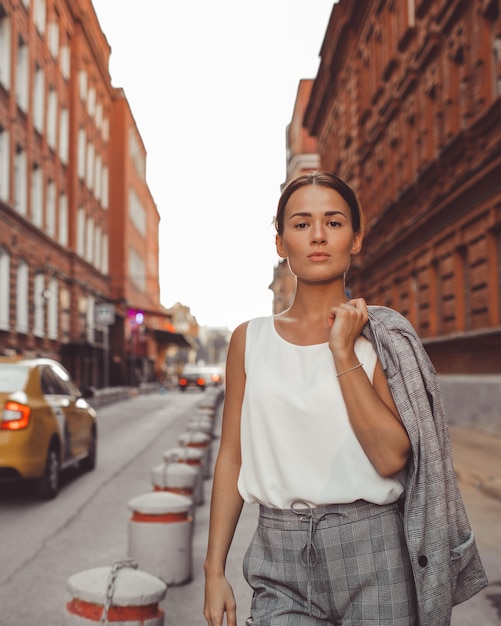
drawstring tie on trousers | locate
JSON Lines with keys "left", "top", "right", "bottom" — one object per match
{"left": 290, "top": 500, "right": 346, "bottom": 617}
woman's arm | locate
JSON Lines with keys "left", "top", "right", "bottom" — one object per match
{"left": 328, "top": 299, "right": 411, "bottom": 477}
{"left": 203, "top": 322, "right": 247, "bottom": 626}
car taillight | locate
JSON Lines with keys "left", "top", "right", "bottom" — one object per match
{"left": 210, "top": 374, "right": 221, "bottom": 383}
{"left": 197, "top": 377, "right": 205, "bottom": 386}
{"left": 179, "top": 378, "right": 187, "bottom": 386}
{"left": 2, "top": 401, "right": 31, "bottom": 430}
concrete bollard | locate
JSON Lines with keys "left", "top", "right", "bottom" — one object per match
{"left": 65, "top": 559, "right": 166, "bottom": 625}
{"left": 128, "top": 492, "right": 193, "bottom": 586}
{"left": 177, "top": 431, "right": 212, "bottom": 479}
{"left": 151, "top": 461, "right": 197, "bottom": 522}
{"left": 188, "top": 415, "right": 214, "bottom": 437}
{"left": 163, "top": 446, "right": 205, "bottom": 505}
{"left": 151, "top": 461, "right": 198, "bottom": 498}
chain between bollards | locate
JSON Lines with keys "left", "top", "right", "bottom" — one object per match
{"left": 99, "top": 558, "right": 138, "bottom": 625}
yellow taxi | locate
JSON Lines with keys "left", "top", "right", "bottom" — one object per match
{"left": 0, "top": 357, "right": 97, "bottom": 499}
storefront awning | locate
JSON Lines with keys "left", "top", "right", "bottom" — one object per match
{"left": 152, "top": 328, "right": 193, "bottom": 349}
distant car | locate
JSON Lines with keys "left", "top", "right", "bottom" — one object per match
{"left": 0, "top": 357, "right": 97, "bottom": 499}
{"left": 200, "top": 365, "right": 224, "bottom": 387}
{"left": 178, "top": 365, "right": 206, "bottom": 392}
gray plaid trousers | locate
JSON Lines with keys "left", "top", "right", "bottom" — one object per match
{"left": 243, "top": 500, "right": 418, "bottom": 625}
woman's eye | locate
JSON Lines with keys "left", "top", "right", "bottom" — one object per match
{"left": 294, "top": 222, "right": 308, "bottom": 230}
{"left": 328, "top": 220, "right": 341, "bottom": 228}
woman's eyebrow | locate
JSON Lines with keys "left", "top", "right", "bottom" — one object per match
{"left": 288, "top": 210, "right": 346, "bottom": 220}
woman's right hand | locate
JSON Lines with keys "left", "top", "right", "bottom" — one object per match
{"left": 203, "top": 572, "right": 237, "bottom": 626}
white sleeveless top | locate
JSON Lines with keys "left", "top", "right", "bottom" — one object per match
{"left": 237, "top": 316, "right": 405, "bottom": 508}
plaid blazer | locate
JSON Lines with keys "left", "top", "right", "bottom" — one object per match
{"left": 363, "top": 306, "right": 489, "bottom": 625}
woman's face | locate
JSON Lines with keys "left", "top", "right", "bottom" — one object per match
{"left": 275, "top": 184, "right": 363, "bottom": 283}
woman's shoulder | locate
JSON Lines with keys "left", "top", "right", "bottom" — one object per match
{"left": 230, "top": 316, "right": 270, "bottom": 344}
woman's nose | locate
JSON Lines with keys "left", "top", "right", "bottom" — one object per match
{"left": 311, "top": 224, "right": 327, "bottom": 244}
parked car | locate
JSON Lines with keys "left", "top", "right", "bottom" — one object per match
{"left": 0, "top": 357, "right": 97, "bottom": 499}
{"left": 178, "top": 365, "right": 206, "bottom": 392}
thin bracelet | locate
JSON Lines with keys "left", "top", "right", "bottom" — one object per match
{"left": 336, "top": 362, "right": 363, "bottom": 378}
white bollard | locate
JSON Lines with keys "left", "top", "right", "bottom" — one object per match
{"left": 188, "top": 415, "right": 214, "bottom": 437}
{"left": 177, "top": 431, "right": 212, "bottom": 479}
{"left": 151, "top": 462, "right": 197, "bottom": 522}
{"left": 65, "top": 560, "right": 166, "bottom": 625}
{"left": 128, "top": 492, "right": 193, "bottom": 586}
{"left": 163, "top": 446, "right": 205, "bottom": 505}
{"left": 151, "top": 461, "right": 198, "bottom": 498}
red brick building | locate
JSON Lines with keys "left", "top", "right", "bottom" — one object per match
{"left": 0, "top": 0, "right": 188, "bottom": 387}
{"left": 281, "top": 0, "right": 501, "bottom": 375}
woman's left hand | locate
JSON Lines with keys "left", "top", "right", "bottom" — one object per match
{"left": 327, "top": 298, "right": 369, "bottom": 357}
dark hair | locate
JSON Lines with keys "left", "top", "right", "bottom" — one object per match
{"left": 275, "top": 171, "right": 364, "bottom": 236}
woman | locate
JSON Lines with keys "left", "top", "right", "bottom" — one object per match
{"left": 203, "top": 171, "right": 487, "bottom": 626}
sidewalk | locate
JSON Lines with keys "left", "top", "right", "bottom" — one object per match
{"left": 449, "top": 423, "right": 501, "bottom": 502}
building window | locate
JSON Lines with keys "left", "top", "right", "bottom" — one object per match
{"left": 16, "top": 260, "right": 28, "bottom": 333}
{"left": 102, "top": 233, "right": 109, "bottom": 274}
{"left": 59, "top": 107, "right": 68, "bottom": 163}
{"left": 33, "top": 64, "right": 45, "bottom": 133}
{"left": 77, "top": 207, "right": 85, "bottom": 256}
{"left": 0, "top": 126, "right": 9, "bottom": 202}
{"left": 0, "top": 10, "right": 12, "bottom": 90}
{"left": 129, "top": 188, "right": 146, "bottom": 236}
{"left": 96, "top": 102, "right": 103, "bottom": 130}
{"left": 47, "top": 87, "right": 57, "bottom": 150}
{"left": 102, "top": 165, "right": 109, "bottom": 209}
{"left": 16, "top": 36, "right": 29, "bottom": 112}
{"left": 95, "top": 153, "right": 102, "bottom": 200}
{"left": 58, "top": 192, "right": 68, "bottom": 246}
{"left": 33, "top": 273, "right": 45, "bottom": 337}
{"left": 86, "top": 295, "right": 95, "bottom": 343}
{"left": 87, "top": 86, "right": 96, "bottom": 117}
{"left": 14, "top": 147, "right": 27, "bottom": 215}
{"left": 77, "top": 128, "right": 85, "bottom": 179}
{"left": 46, "top": 180, "right": 55, "bottom": 237}
{"left": 31, "top": 164, "right": 43, "bottom": 228}
{"left": 94, "top": 224, "right": 102, "bottom": 270}
{"left": 85, "top": 214, "right": 94, "bottom": 263}
{"left": 86, "top": 141, "right": 94, "bottom": 191}
{"left": 33, "top": 0, "right": 46, "bottom": 35}
{"left": 47, "top": 277, "right": 58, "bottom": 339}
{"left": 47, "top": 20, "right": 58, "bottom": 58}
{"left": 0, "top": 247, "right": 10, "bottom": 330}
{"left": 128, "top": 246, "right": 146, "bottom": 291}
{"left": 60, "top": 287, "right": 70, "bottom": 341}
{"left": 60, "top": 43, "right": 70, "bottom": 79}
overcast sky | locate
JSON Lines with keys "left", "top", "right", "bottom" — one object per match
{"left": 92, "top": 1, "right": 335, "bottom": 330}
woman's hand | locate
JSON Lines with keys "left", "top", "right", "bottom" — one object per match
{"left": 203, "top": 572, "right": 237, "bottom": 626}
{"left": 327, "top": 298, "right": 369, "bottom": 359}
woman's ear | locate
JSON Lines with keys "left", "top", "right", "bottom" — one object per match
{"left": 276, "top": 234, "right": 287, "bottom": 258}
{"left": 351, "top": 231, "right": 363, "bottom": 256}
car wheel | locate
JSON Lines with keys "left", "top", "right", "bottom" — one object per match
{"left": 81, "top": 428, "right": 97, "bottom": 472}
{"left": 35, "top": 443, "right": 60, "bottom": 500}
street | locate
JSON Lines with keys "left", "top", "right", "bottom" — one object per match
{"left": 0, "top": 388, "right": 215, "bottom": 625}
{"left": 0, "top": 390, "right": 500, "bottom": 625}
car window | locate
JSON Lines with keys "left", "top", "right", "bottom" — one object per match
{"left": 50, "top": 363, "right": 80, "bottom": 396}
{"left": 0, "top": 364, "right": 30, "bottom": 392}
{"left": 41, "top": 366, "right": 67, "bottom": 395}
